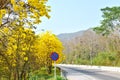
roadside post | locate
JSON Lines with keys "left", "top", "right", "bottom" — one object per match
{"left": 50, "top": 52, "right": 59, "bottom": 80}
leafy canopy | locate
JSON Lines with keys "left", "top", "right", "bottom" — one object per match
{"left": 0, "top": 0, "right": 50, "bottom": 28}
{"left": 94, "top": 6, "right": 120, "bottom": 35}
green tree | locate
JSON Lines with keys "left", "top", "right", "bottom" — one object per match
{"left": 94, "top": 6, "right": 120, "bottom": 35}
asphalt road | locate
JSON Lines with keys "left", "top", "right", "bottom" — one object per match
{"left": 59, "top": 66, "right": 120, "bottom": 80}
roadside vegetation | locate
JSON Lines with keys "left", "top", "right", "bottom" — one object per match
{"left": 27, "top": 67, "right": 65, "bottom": 80}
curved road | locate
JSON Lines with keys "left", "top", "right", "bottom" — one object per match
{"left": 58, "top": 66, "right": 120, "bottom": 80}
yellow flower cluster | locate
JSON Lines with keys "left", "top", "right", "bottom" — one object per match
{"left": 10, "top": 0, "right": 15, "bottom": 4}
{"left": 35, "top": 31, "right": 65, "bottom": 65}
{"left": 28, "top": 0, "right": 50, "bottom": 24}
{"left": 0, "top": 9, "right": 6, "bottom": 25}
{"left": 0, "top": 0, "right": 50, "bottom": 27}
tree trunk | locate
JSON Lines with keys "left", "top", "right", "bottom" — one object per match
{"left": 20, "top": 71, "right": 24, "bottom": 80}
{"left": 14, "top": 72, "right": 16, "bottom": 80}
{"left": 48, "top": 65, "right": 52, "bottom": 74}
{"left": 47, "top": 56, "right": 52, "bottom": 74}
{"left": 17, "top": 72, "right": 22, "bottom": 80}
{"left": 23, "top": 72, "right": 27, "bottom": 80}
{"left": 8, "top": 72, "right": 12, "bottom": 80}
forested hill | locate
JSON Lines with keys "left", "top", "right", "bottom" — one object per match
{"left": 57, "top": 29, "right": 120, "bottom": 66}
{"left": 57, "top": 29, "right": 96, "bottom": 54}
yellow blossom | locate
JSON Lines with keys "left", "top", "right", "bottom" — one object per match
{"left": 24, "top": 57, "right": 28, "bottom": 61}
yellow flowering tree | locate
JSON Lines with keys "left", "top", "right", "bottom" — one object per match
{"left": 0, "top": 0, "right": 51, "bottom": 79}
{"left": 35, "top": 31, "right": 65, "bottom": 74}
{"left": 0, "top": 0, "right": 65, "bottom": 79}
{"left": 0, "top": 26, "right": 37, "bottom": 80}
{"left": 0, "top": 27, "right": 13, "bottom": 79}
{"left": 0, "top": 28, "right": 65, "bottom": 79}
{"left": 0, "top": 0, "right": 50, "bottom": 28}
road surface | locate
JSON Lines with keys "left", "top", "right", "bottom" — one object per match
{"left": 58, "top": 65, "right": 120, "bottom": 80}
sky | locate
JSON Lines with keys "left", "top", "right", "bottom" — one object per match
{"left": 35, "top": 0, "right": 120, "bottom": 35}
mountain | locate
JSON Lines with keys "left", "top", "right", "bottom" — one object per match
{"left": 57, "top": 30, "right": 85, "bottom": 42}
{"left": 57, "top": 29, "right": 99, "bottom": 54}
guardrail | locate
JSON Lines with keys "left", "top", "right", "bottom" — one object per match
{"left": 56, "top": 64, "right": 120, "bottom": 72}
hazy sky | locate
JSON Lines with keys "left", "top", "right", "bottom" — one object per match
{"left": 36, "top": 0, "right": 120, "bottom": 35}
